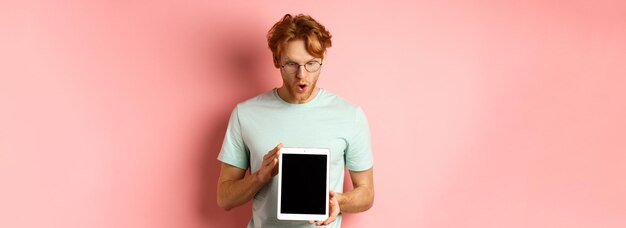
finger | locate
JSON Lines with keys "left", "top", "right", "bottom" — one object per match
{"left": 262, "top": 155, "right": 274, "bottom": 166}
{"left": 263, "top": 147, "right": 281, "bottom": 163}
{"left": 264, "top": 144, "right": 282, "bottom": 166}
{"left": 322, "top": 216, "right": 336, "bottom": 225}
{"left": 321, "top": 213, "right": 334, "bottom": 225}
{"left": 263, "top": 146, "right": 279, "bottom": 160}
{"left": 261, "top": 158, "right": 276, "bottom": 172}
{"left": 308, "top": 220, "right": 314, "bottom": 224}
{"left": 268, "top": 143, "right": 283, "bottom": 156}
{"left": 262, "top": 154, "right": 271, "bottom": 166}
{"left": 265, "top": 156, "right": 279, "bottom": 169}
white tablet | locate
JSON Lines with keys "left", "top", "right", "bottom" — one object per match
{"left": 277, "top": 147, "right": 330, "bottom": 221}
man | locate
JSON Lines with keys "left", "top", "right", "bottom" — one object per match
{"left": 217, "top": 14, "right": 374, "bottom": 228}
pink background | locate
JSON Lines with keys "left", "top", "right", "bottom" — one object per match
{"left": 1, "top": 0, "right": 625, "bottom": 227}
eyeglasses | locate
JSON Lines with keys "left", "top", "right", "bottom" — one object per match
{"left": 281, "top": 61, "right": 323, "bottom": 74}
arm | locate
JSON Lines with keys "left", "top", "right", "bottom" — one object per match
{"left": 216, "top": 163, "right": 260, "bottom": 211}
{"left": 338, "top": 107, "right": 375, "bottom": 212}
{"left": 217, "top": 144, "right": 282, "bottom": 211}
{"left": 338, "top": 167, "right": 375, "bottom": 213}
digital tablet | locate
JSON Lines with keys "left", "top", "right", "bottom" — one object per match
{"left": 277, "top": 147, "right": 330, "bottom": 221}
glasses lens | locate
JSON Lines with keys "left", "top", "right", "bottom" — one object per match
{"left": 305, "top": 62, "right": 321, "bottom": 72}
{"left": 283, "top": 62, "right": 298, "bottom": 74}
{"left": 282, "top": 61, "right": 322, "bottom": 74}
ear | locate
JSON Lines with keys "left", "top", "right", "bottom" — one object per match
{"left": 322, "top": 51, "right": 328, "bottom": 64}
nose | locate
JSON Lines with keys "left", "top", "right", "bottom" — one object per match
{"left": 295, "top": 65, "right": 308, "bottom": 79}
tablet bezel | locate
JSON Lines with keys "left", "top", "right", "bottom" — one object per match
{"left": 277, "top": 147, "right": 330, "bottom": 221}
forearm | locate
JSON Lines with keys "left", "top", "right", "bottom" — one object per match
{"left": 217, "top": 172, "right": 264, "bottom": 210}
{"left": 337, "top": 185, "right": 374, "bottom": 213}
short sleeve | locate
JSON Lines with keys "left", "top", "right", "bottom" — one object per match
{"left": 217, "top": 106, "right": 249, "bottom": 170}
{"left": 345, "top": 107, "right": 373, "bottom": 171}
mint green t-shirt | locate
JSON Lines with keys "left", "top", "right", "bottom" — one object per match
{"left": 218, "top": 88, "right": 373, "bottom": 228}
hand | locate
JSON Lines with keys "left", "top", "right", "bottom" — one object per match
{"left": 255, "top": 143, "right": 282, "bottom": 184}
{"left": 309, "top": 191, "right": 341, "bottom": 226}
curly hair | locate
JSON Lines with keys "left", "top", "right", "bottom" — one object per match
{"left": 267, "top": 14, "right": 332, "bottom": 68}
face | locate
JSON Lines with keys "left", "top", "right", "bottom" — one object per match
{"left": 277, "top": 39, "right": 324, "bottom": 104}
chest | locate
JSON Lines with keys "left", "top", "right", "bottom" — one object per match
{"left": 240, "top": 110, "right": 353, "bottom": 172}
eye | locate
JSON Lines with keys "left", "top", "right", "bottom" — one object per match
{"left": 285, "top": 62, "right": 298, "bottom": 67}
{"left": 306, "top": 61, "right": 320, "bottom": 66}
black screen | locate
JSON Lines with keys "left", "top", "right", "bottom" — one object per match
{"left": 280, "top": 154, "right": 327, "bottom": 214}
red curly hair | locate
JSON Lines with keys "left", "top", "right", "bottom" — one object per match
{"left": 267, "top": 14, "right": 333, "bottom": 68}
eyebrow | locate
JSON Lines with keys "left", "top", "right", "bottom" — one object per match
{"left": 283, "top": 57, "right": 320, "bottom": 63}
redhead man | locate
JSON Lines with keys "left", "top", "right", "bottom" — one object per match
{"left": 217, "top": 14, "right": 374, "bottom": 228}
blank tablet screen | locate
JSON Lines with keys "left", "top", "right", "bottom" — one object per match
{"left": 280, "top": 154, "right": 327, "bottom": 214}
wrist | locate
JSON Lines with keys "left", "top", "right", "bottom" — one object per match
{"left": 251, "top": 170, "right": 266, "bottom": 186}
{"left": 335, "top": 192, "right": 346, "bottom": 205}
{"left": 249, "top": 171, "right": 259, "bottom": 185}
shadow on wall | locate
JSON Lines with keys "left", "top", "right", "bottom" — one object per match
{"left": 193, "top": 13, "right": 274, "bottom": 227}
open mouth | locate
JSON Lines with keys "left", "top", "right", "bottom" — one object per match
{"left": 297, "top": 83, "right": 307, "bottom": 92}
